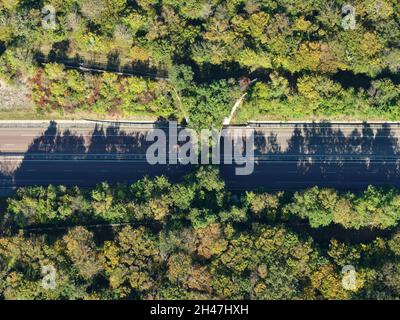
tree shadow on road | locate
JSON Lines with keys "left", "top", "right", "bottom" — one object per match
{"left": 221, "top": 122, "right": 400, "bottom": 191}
{"left": 0, "top": 120, "right": 191, "bottom": 190}
{"left": 2, "top": 121, "right": 400, "bottom": 242}
{"left": 2, "top": 121, "right": 400, "bottom": 192}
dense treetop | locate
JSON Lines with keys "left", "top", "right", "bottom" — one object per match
{"left": 1, "top": 0, "right": 400, "bottom": 124}
{"left": 2, "top": 0, "right": 399, "bottom": 74}
{"left": 1, "top": 1, "right": 400, "bottom": 300}
{"left": 0, "top": 167, "right": 400, "bottom": 300}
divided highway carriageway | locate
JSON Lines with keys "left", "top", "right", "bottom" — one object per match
{"left": 1, "top": 120, "right": 400, "bottom": 194}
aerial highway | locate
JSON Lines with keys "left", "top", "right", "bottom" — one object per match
{"left": 223, "top": 121, "right": 400, "bottom": 190}
{"left": 0, "top": 120, "right": 191, "bottom": 195}
{"left": 1, "top": 120, "right": 400, "bottom": 194}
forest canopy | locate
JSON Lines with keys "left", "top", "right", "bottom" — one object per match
{"left": 1, "top": 0, "right": 400, "bottom": 301}
{"left": 0, "top": 167, "right": 400, "bottom": 300}
{"left": 1, "top": 0, "right": 400, "bottom": 124}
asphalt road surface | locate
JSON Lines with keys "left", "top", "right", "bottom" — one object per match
{"left": 1, "top": 120, "right": 400, "bottom": 194}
